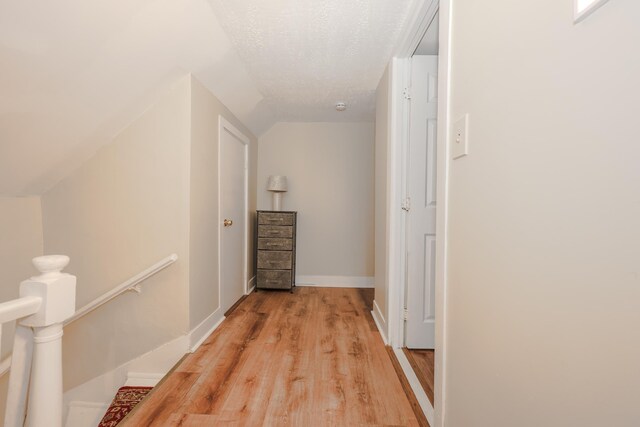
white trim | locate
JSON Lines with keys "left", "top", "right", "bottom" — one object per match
{"left": 394, "top": 0, "right": 440, "bottom": 57}
{"left": 388, "top": 57, "right": 410, "bottom": 350}
{"left": 247, "top": 275, "right": 256, "bottom": 294}
{"left": 66, "top": 401, "right": 109, "bottom": 410}
{"left": 574, "top": 0, "right": 610, "bottom": 23}
{"left": 125, "top": 372, "right": 165, "bottom": 387}
{"left": 189, "top": 308, "right": 225, "bottom": 352}
{"left": 371, "top": 300, "right": 388, "bottom": 345}
{"left": 295, "top": 275, "right": 374, "bottom": 288}
{"left": 63, "top": 334, "right": 190, "bottom": 423}
{"left": 65, "top": 401, "right": 110, "bottom": 427}
{"left": 394, "top": 348, "right": 434, "bottom": 426}
{"left": 218, "top": 116, "right": 250, "bottom": 315}
{"left": 434, "top": 2, "right": 452, "bottom": 425}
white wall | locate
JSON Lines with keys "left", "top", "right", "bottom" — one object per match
{"left": 374, "top": 67, "right": 391, "bottom": 333}
{"left": 189, "top": 76, "right": 258, "bottom": 329}
{"left": 258, "top": 122, "right": 375, "bottom": 282}
{"left": 445, "top": 1, "right": 640, "bottom": 425}
{"left": 42, "top": 76, "right": 192, "bottom": 390}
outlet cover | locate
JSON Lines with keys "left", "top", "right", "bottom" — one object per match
{"left": 452, "top": 114, "right": 469, "bottom": 159}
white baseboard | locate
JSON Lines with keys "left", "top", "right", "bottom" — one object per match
{"left": 296, "top": 275, "right": 374, "bottom": 288}
{"left": 371, "top": 299, "right": 388, "bottom": 345}
{"left": 125, "top": 372, "right": 165, "bottom": 387}
{"left": 393, "top": 347, "right": 434, "bottom": 426}
{"left": 247, "top": 275, "right": 256, "bottom": 294}
{"left": 63, "top": 334, "right": 190, "bottom": 424}
{"left": 189, "top": 307, "right": 225, "bottom": 352}
{"left": 65, "top": 401, "right": 110, "bottom": 427}
{"left": 127, "top": 335, "right": 190, "bottom": 374}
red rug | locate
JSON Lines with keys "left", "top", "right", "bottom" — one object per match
{"left": 98, "top": 386, "right": 153, "bottom": 427}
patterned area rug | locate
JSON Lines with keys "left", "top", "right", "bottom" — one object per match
{"left": 98, "top": 386, "right": 153, "bottom": 427}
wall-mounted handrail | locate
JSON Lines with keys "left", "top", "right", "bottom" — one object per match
{"left": 64, "top": 253, "right": 178, "bottom": 326}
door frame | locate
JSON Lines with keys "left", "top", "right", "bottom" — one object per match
{"left": 217, "top": 115, "right": 250, "bottom": 313}
{"left": 387, "top": 1, "right": 452, "bottom": 427}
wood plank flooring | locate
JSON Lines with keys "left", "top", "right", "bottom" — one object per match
{"left": 402, "top": 348, "right": 435, "bottom": 405}
{"left": 123, "top": 287, "right": 422, "bottom": 426}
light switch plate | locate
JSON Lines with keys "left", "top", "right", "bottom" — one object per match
{"left": 452, "top": 114, "right": 469, "bottom": 159}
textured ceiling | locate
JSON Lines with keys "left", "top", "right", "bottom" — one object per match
{"left": 0, "top": 0, "right": 414, "bottom": 195}
{"left": 208, "top": 0, "right": 413, "bottom": 122}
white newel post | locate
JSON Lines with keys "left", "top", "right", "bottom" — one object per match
{"left": 19, "top": 255, "right": 76, "bottom": 427}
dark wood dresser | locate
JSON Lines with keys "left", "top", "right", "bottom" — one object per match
{"left": 256, "top": 210, "right": 297, "bottom": 291}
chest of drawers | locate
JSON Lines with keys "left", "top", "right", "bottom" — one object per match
{"left": 256, "top": 211, "right": 297, "bottom": 290}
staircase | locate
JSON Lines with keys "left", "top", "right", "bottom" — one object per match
{"left": 65, "top": 373, "right": 162, "bottom": 427}
{"left": 0, "top": 254, "right": 178, "bottom": 427}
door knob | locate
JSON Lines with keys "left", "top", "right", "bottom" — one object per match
{"left": 224, "top": 219, "right": 233, "bottom": 227}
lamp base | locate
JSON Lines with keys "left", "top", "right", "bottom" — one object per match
{"left": 272, "top": 192, "right": 282, "bottom": 211}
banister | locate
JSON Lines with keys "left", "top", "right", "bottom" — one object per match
{"left": 0, "top": 297, "right": 41, "bottom": 379}
{"left": 0, "top": 254, "right": 177, "bottom": 379}
{"left": 0, "top": 296, "right": 41, "bottom": 324}
{"left": 64, "top": 253, "right": 178, "bottom": 326}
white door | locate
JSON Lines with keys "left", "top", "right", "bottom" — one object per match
{"left": 405, "top": 55, "right": 438, "bottom": 349}
{"left": 219, "top": 117, "right": 249, "bottom": 313}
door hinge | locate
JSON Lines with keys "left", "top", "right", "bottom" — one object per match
{"left": 403, "top": 87, "right": 411, "bottom": 100}
{"left": 402, "top": 197, "right": 411, "bottom": 212}
{"left": 403, "top": 308, "right": 409, "bottom": 321}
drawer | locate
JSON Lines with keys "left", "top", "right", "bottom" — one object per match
{"left": 258, "top": 225, "right": 293, "bottom": 238}
{"left": 257, "top": 251, "right": 292, "bottom": 270}
{"left": 257, "top": 270, "right": 292, "bottom": 289}
{"left": 259, "top": 212, "right": 294, "bottom": 226}
{"left": 258, "top": 238, "right": 293, "bottom": 251}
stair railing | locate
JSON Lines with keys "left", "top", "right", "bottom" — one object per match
{"left": 0, "top": 253, "right": 178, "bottom": 427}
{"left": 0, "top": 253, "right": 179, "bottom": 378}
{"left": 2, "top": 255, "right": 76, "bottom": 427}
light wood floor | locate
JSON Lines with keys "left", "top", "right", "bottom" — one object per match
{"left": 403, "top": 348, "right": 435, "bottom": 405}
{"left": 123, "top": 287, "right": 423, "bottom": 426}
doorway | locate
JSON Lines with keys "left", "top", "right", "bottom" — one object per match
{"left": 218, "top": 116, "right": 250, "bottom": 314}
{"left": 386, "top": 1, "right": 451, "bottom": 426}
{"left": 402, "top": 50, "right": 439, "bottom": 419}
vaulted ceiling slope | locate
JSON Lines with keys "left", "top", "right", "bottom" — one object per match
{"left": 1, "top": 0, "right": 414, "bottom": 196}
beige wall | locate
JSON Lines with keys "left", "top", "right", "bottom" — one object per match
{"left": 445, "top": 1, "right": 640, "bottom": 425}
{"left": 257, "top": 122, "right": 375, "bottom": 278}
{"left": 374, "top": 67, "right": 390, "bottom": 328}
{"left": 189, "top": 76, "right": 258, "bottom": 329}
{"left": 0, "top": 197, "right": 43, "bottom": 304}
{"left": 42, "top": 76, "right": 192, "bottom": 390}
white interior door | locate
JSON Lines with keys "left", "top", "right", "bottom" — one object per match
{"left": 219, "top": 117, "right": 249, "bottom": 313}
{"left": 405, "top": 55, "right": 438, "bottom": 349}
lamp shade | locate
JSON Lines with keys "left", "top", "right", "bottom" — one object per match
{"left": 267, "top": 175, "right": 288, "bottom": 192}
